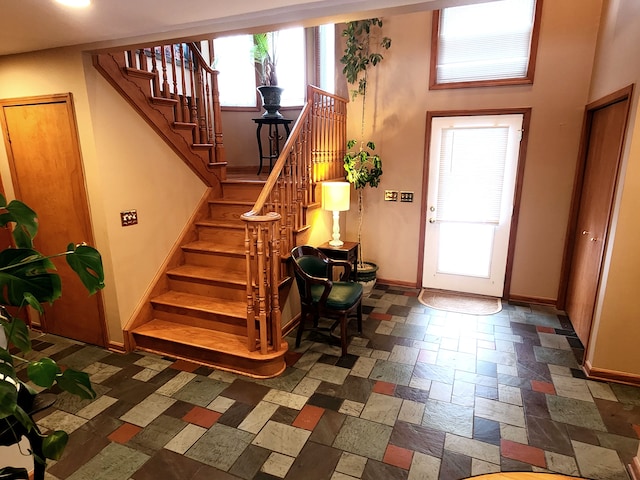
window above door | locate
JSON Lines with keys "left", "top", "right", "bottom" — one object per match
{"left": 430, "top": 0, "right": 543, "bottom": 90}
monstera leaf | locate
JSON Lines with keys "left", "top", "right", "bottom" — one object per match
{"left": 0, "top": 248, "right": 61, "bottom": 307}
{"left": 0, "top": 195, "right": 38, "bottom": 249}
{"left": 65, "top": 243, "right": 105, "bottom": 295}
{"left": 0, "top": 193, "right": 104, "bottom": 472}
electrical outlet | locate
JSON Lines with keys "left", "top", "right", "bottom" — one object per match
{"left": 400, "top": 191, "right": 414, "bottom": 203}
{"left": 120, "top": 209, "right": 138, "bottom": 226}
{"left": 384, "top": 190, "right": 398, "bottom": 201}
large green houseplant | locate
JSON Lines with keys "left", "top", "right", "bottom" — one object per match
{"left": 0, "top": 194, "right": 104, "bottom": 479}
{"left": 341, "top": 19, "right": 390, "bottom": 286}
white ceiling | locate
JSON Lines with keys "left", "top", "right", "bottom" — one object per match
{"left": 0, "top": 0, "right": 489, "bottom": 57}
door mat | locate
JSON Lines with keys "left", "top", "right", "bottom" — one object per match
{"left": 418, "top": 289, "right": 502, "bottom": 315}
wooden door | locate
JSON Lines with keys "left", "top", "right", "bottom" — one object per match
{"left": 564, "top": 87, "right": 632, "bottom": 346}
{"left": 0, "top": 94, "right": 106, "bottom": 346}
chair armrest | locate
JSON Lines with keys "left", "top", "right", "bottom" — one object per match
{"left": 304, "top": 273, "right": 334, "bottom": 304}
{"left": 326, "top": 258, "right": 352, "bottom": 281}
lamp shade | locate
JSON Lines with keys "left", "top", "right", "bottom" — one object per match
{"left": 322, "top": 182, "right": 351, "bottom": 212}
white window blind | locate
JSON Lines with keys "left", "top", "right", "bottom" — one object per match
{"left": 436, "top": 0, "right": 536, "bottom": 84}
{"left": 436, "top": 127, "right": 509, "bottom": 224}
{"left": 213, "top": 35, "right": 256, "bottom": 107}
{"left": 273, "top": 28, "right": 306, "bottom": 107}
{"left": 318, "top": 23, "right": 335, "bottom": 94}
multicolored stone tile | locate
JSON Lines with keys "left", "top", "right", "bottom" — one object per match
{"left": 25, "top": 286, "right": 640, "bottom": 480}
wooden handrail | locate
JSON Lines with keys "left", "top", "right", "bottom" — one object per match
{"left": 241, "top": 85, "right": 348, "bottom": 354}
{"left": 245, "top": 102, "right": 313, "bottom": 217}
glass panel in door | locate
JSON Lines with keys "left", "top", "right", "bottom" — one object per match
{"left": 422, "top": 114, "right": 523, "bottom": 296}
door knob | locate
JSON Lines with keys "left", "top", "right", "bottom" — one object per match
{"left": 582, "top": 230, "right": 589, "bottom": 235}
{"left": 590, "top": 237, "right": 598, "bottom": 242}
{"left": 429, "top": 218, "right": 436, "bottom": 224}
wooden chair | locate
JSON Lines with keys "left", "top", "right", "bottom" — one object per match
{"left": 290, "top": 245, "right": 363, "bottom": 356}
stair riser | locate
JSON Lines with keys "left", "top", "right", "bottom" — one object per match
{"left": 208, "top": 203, "right": 253, "bottom": 221}
{"left": 131, "top": 335, "right": 286, "bottom": 378}
{"left": 167, "top": 277, "right": 247, "bottom": 301}
{"left": 222, "top": 184, "right": 263, "bottom": 201}
{"left": 173, "top": 125, "right": 195, "bottom": 145}
{"left": 151, "top": 299, "right": 243, "bottom": 321}
{"left": 151, "top": 310, "right": 246, "bottom": 336}
{"left": 126, "top": 75, "right": 155, "bottom": 95}
{"left": 197, "top": 227, "right": 245, "bottom": 245}
{"left": 149, "top": 99, "right": 177, "bottom": 119}
{"left": 182, "top": 251, "right": 246, "bottom": 271}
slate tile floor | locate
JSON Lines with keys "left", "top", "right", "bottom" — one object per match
{"left": 18, "top": 285, "right": 640, "bottom": 479}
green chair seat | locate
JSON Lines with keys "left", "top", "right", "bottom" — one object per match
{"left": 311, "top": 282, "right": 363, "bottom": 309}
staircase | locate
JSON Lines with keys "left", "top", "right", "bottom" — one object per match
{"left": 129, "top": 180, "right": 289, "bottom": 378}
{"left": 93, "top": 42, "right": 348, "bottom": 378}
{"left": 93, "top": 45, "right": 225, "bottom": 187}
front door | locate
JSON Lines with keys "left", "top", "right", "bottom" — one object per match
{"left": 422, "top": 114, "right": 524, "bottom": 297}
{"left": 564, "top": 88, "right": 631, "bottom": 346}
{"left": 0, "top": 94, "right": 106, "bottom": 346}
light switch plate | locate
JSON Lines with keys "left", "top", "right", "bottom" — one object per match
{"left": 120, "top": 209, "right": 138, "bottom": 226}
{"left": 384, "top": 190, "right": 398, "bottom": 201}
{"left": 400, "top": 191, "right": 414, "bottom": 202}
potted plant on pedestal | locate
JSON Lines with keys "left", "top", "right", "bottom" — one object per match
{"left": 0, "top": 194, "right": 104, "bottom": 480}
{"left": 253, "top": 32, "right": 284, "bottom": 118}
{"left": 341, "top": 18, "right": 391, "bottom": 294}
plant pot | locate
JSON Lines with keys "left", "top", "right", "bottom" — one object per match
{"left": 355, "top": 261, "right": 378, "bottom": 296}
{"left": 257, "top": 85, "right": 284, "bottom": 119}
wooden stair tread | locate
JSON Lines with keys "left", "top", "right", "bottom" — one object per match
{"left": 196, "top": 219, "right": 244, "bottom": 229}
{"left": 222, "top": 179, "right": 266, "bottom": 186}
{"left": 124, "top": 67, "right": 155, "bottom": 79}
{"left": 173, "top": 121, "right": 197, "bottom": 129}
{"left": 182, "top": 241, "right": 244, "bottom": 256}
{"left": 151, "top": 96, "right": 178, "bottom": 106}
{"left": 211, "top": 199, "right": 255, "bottom": 206}
{"left": 167, "top": 264, "right": 246, "bottom": 284}
{"left": 152, "top": 291, "right": 246, "bottom": 318}
{"left": 132, "top": 319, "right": 282, "bottom": 360}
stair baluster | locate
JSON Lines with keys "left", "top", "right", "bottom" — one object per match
{"left": 179, "top": 45, "right": 189, "bottom": 124}
{"left": 188, "top": 51, "right": 198, "bottom": 136}
{"left": 170, "top": 45, "right": 178, "bottom": 106}
{"left": 242, "top": 86, "right": 347, "bottom": 357}
{"left": 137, "top": 49, "right": 145, "bottom": 71}
{"left": 160, "top": 44, "right": 170, "bottom": 98}
{"left": 150, "top": 46, "right": 160, "bottom": 97}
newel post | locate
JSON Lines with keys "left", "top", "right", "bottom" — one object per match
{"left": 241, "top": 211, "right": 282, "bottom": 354}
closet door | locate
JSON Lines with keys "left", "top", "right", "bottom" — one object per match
{"left": 564, "top": 87, "right": 632, "bottom": 346}
{"left": 1, "top": 94, "right": 106, "bottom": 346}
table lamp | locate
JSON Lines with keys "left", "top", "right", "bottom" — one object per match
{"left": 322, "top": 182, "right": 351, "bottom": 247}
